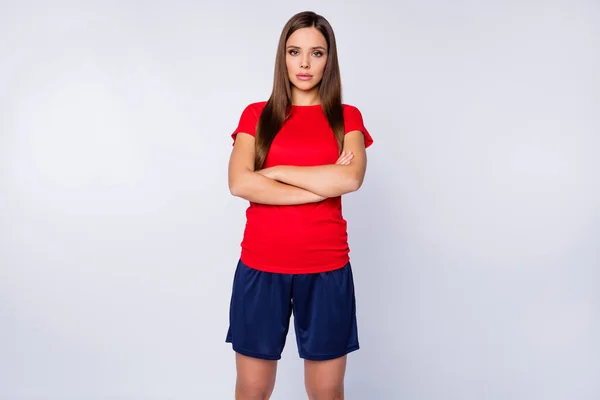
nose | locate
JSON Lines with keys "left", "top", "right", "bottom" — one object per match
{"left": 300, "top": 55, "right": 310, "bottom": 69}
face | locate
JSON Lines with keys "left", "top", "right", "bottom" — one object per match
{"left": 285, "top": 27, "right": 328, "bottom": 93}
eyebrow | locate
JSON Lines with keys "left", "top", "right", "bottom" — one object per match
{"left": 286, "top": 45, "right": 327, "bottom": 51}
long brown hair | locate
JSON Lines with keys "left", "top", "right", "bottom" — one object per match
{"left": 254, "top": 11, "right": 344, "bottom": 170}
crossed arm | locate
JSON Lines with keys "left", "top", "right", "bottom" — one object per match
{"left": 228, "top": 130, "right": 367, "bottom": 205}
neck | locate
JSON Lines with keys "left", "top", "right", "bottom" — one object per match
{"left": 291, "top": 87, "right": 321, "bottom": 106}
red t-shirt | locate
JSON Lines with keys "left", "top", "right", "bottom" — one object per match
{"left": 231, "top": 101, "right": 373, "bottom": 274}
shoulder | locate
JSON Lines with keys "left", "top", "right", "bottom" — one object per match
{"left": 235, "top": 101, "right": 268, "bottom": 127}
{"left": 242, "top": 101, "right": 268, "bottom": 115}
{"left": 341, "top": 103, "right": 366, "bottom": 120}
{"left": 342, "top": 103, "right": 363, "bottom": 117}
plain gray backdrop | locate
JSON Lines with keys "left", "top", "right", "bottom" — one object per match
{"left": 1, "top": 0, "right": 599, "bottom": 399}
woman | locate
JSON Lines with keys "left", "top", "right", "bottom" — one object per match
{"left": 226, "top": 10, "right": 374, "bottom": 400}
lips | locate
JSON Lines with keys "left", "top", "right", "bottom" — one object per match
{"left": 296, "top": 74, "right": 313, "bottom": 80}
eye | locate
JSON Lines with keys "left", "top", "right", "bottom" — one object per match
{"left": 312, "top": 51, "right": 323, "bottom": 57}
{"left": 288, "top": 49, "right": 298, "bottom": 56}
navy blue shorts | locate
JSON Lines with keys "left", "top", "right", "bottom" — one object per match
{"left": 225, "top": 259, "right": 359, "bottom": 361}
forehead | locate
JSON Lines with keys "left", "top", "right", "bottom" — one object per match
{"left": 286, "top": 27, "right": 327, "bottom": 48}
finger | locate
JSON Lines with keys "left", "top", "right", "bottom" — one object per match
{"left": 336, "top": 152, "right": 349, "bottom": 164}
{"left": 341, "top": 154, "right": 353, "bottom": 163}
{"left": 337, "top": 151, "right": 355, "bottom": 165}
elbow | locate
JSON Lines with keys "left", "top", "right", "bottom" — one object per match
{"left": 348, "top": 175, "right": 364, "bottom": 192}
{"left": 332, "top": 176, "right": 362, "bottom": 197}
{"left": 229, "top": 179, "right": 245, "bottom": 198}
{"left": 331, "top": 178, "right": 361, "bottom": 197}
{"left": 229, "top": 170, "right": 253, "bottom": 198}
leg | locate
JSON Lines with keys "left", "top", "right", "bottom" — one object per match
{"left": 235, "top": 353, "right": 277, "bottom": 400}
{"left": 304, "top": 355, "right": 347, "bottom": 400}
{"left": 225, "top": 260, "right": 294, "bottom": 399}
{"left": 292, "top": 262, "right": 359, "bottom": 400}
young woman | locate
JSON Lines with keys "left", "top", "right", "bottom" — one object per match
{"left": 226, "top": 10, "right": 374, "bottom": 400}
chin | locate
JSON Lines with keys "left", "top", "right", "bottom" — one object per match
{"left": 299, "top": 85, "right": 318, "bottom": 92}
{"left": 293, "top": 80, "right": 319, "bottom": 92}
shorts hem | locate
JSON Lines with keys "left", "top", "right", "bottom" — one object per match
{"left": 228, "top": 343, "right": 282, "bottom": 360}
{"left": 299, "top": 344, "right": 360, "bottom": 361}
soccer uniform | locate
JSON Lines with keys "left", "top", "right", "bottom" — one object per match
{"left": 226, "top": 101, "right": 373, "bottom": 360}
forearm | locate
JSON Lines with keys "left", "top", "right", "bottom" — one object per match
{"left": 273, "top": 165, "right": 360, "bottom": 198}
{"left": 230, "top": 171, "right": 327, "bottom": 205}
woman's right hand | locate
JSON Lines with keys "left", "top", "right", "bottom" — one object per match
{"left": 335, "top": 151, "right": 354, "bottom": 165}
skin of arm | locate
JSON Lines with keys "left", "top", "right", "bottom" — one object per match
{"left": 256, "top": 130, "right": 367, "bottom": 198}
{"left": 228, "top": 132, "right": 327, "bottom": 205}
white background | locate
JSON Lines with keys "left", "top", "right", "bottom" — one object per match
{"left": 1, "top": 1, "right": 599, "bottom": 399}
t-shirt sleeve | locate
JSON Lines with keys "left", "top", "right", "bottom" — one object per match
{"left": 231, "top": 103, "right": 261, "bottom": 145}
{"left": 344, "top": 105, "right": 374, "bottom": 149}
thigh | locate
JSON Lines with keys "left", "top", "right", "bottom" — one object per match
{"left": 235, "top": 353, "right": 278, "bottom": 398}
{"left": 226, "top": 259, "right": 294, "bottom": 360}
{"left": 304, "top": 356, "right": 347, "bottom": 400}
{"left": 292, "top": 262, "right": 359, "bottom": 361}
